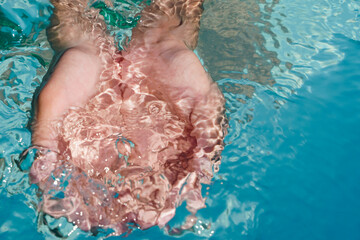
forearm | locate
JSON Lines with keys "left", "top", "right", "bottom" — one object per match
{"left": 130, "top": 0, "right": 205, "bottom": 50}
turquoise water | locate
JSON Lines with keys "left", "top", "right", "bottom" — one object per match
{"left": 1, "top": 0, "right": 360, "bottom": 239}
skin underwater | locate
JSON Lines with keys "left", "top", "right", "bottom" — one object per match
{"left": 26, "top": 0, "right": 227, "bottom": 236}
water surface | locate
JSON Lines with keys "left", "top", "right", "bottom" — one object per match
{"left": 1, "top": 0, "right": 360, "bottom": 239}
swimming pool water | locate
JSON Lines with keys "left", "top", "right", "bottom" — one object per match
{"left": 1, "top": 0, "right": 360, "bottom": 239}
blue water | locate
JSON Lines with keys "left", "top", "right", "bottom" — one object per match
{"left": 1, "top": 0, "right": 360, "bottom": 239}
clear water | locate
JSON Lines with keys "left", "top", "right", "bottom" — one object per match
{"left": 1, "top": 0, "right": 360, "bottom": 239}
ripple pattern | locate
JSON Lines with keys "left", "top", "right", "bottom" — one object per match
{"left": 1, "top": 0, "right": 360, "bottom": 239}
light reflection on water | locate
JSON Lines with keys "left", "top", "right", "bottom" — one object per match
{"left": 1, "top": 0, "right": 360, "bottom": 239}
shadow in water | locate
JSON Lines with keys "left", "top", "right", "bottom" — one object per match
{"left": 197, "top": 0, "right": 285, "bottom": 97}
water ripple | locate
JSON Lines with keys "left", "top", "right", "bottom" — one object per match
{"left": 1, "top": 0, "right": 360, "bottom": 239}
